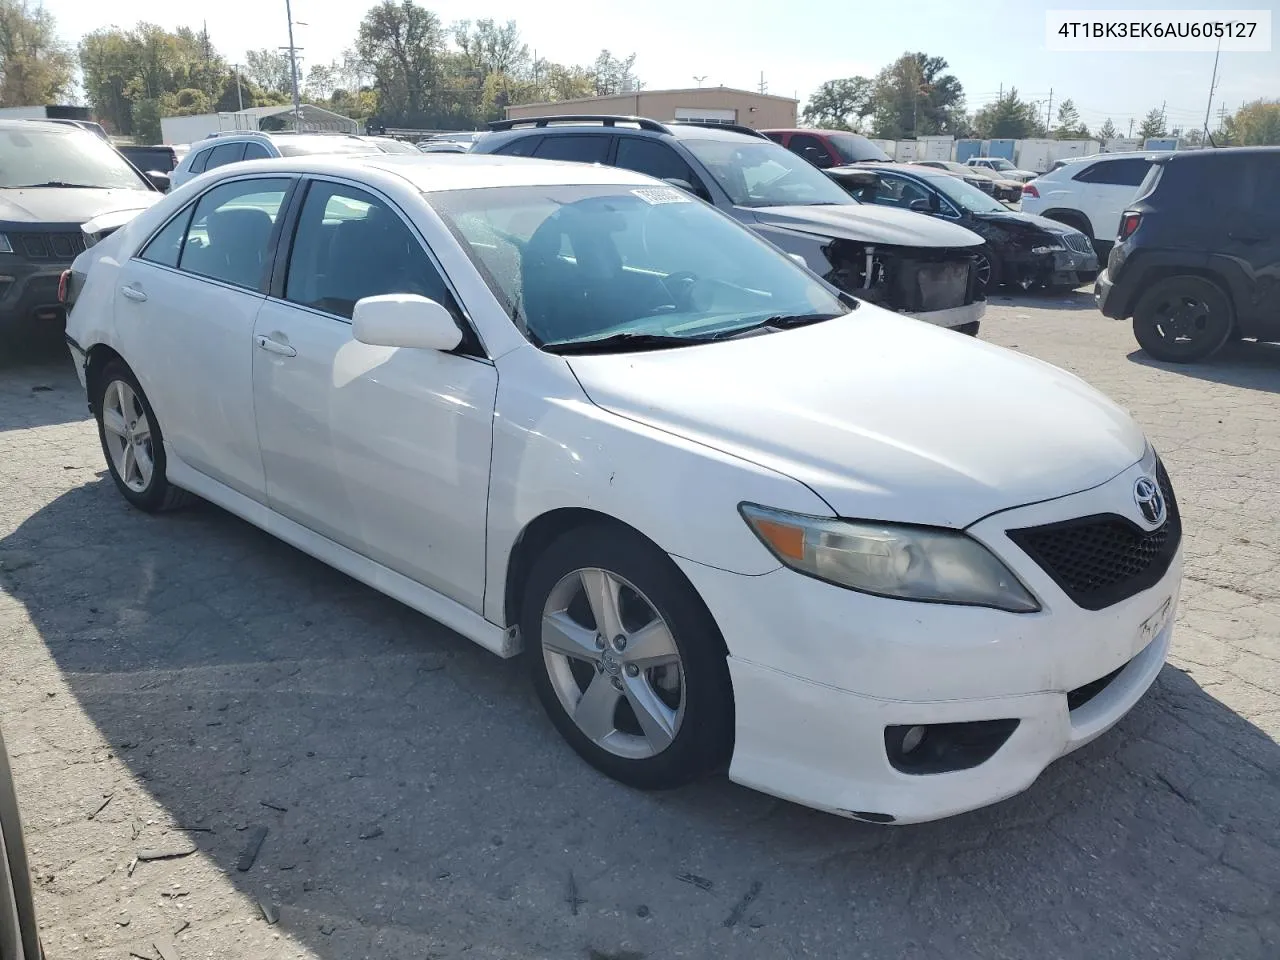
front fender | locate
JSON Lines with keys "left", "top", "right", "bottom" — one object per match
{"left": 482, "top": 347, "right": 831, "bottom": 625}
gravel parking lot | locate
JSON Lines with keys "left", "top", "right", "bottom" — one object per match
{"left": 1, "top": 292, "right": 1277, "bottom": 960}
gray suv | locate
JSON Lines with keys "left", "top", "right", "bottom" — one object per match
{"left": 475, "top": 116, "right": 987, "bottom": 332}
{"left": 170, "top": 131, "right": 376, "bottom": 190}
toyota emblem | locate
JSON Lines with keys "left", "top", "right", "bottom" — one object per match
{"left": 1133, "top": 476, "right": 1166, "bottom": 525}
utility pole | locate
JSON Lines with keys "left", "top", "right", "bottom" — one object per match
{"left": 758, "top": 71, "right": 767, "bottom": 95}
{"left": 1201, "top": 39, "right": 1221, "bottom": 145}
{"left": 1160, "top": 99, "right": 1167, "bottom": 130}
{"left": 1045, "top": 87, "right": 1053, "bottom": 132}
{"left": 1128, "top": 117, "right": 1134, "bottom": 137}
{"left": 234, "top": 64, "right": 244, "bottom": 113}
{"left": 284, "top": 0, "right": 302, "bottom": 129}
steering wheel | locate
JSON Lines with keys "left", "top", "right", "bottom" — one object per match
{"left": 660, "top": 271, "right": 700, "bottom": 310}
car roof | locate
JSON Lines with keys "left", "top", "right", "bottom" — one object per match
{"left": 213, "top": 153, "right": 663, "bottom": 192}
{"left": 0, "top": 119, "right": 79, "bottom": 133}
{"left": 487, "top": 119, "right": 764, "bottom": 145}
{"left": 760, "top": 128, "right": 867, "bottom": 137}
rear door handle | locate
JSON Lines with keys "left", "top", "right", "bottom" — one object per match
{"left": 120, "top": 284, "right": 147, "bottom": 302}
{"left": 255, "top": 335, "right": 297, "bottom": 357}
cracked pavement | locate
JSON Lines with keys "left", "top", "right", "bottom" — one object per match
{"left": 1, "top": 292, "right": 1277, "bottom": 959}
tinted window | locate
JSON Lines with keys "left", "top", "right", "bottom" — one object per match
{"left": 681, "top": 138, "right": 853, "bottom": 207}
{"left": 140, "top": 208, "right": 194, "bottom": 268}
{"left": 868, "top": 173, "right": 933, "bottom": 209}
{"left": 533, "top": 136, "right": 610, "bottom": 163}
{"left": 1075, "top": 158, "right": 1152, "bottom": 186}
{"left": 0, "top": 126, "right": 150, "bottom": 189}
{"left": 284, "top": 181, "right": 459, "bottom": 321}
{"left": 496, "top": 136, "right": 540, "bottom": 157}
{"left": 787, "top": 134, "right": 834, "bottom": 168}
{"left": 763, "top": 132, "right": 785, "bottom": 144}
{"left": 121, "top": 147, "right": 176, "bottom": 172}
{"left": 614, "top": 138, "right": 699, "bottom": 186}
{"left": 188, "top": 147, "right": 211, "bottom": 174}
{"left": 242, "top": 141, "right": 272, "bottom": 160}
{"left": 828, "top": 133, "right": 890, "bottom": 163}
{"left": 205, "top": 142, "right": 247, "bottom": 170}
{"left": 179, "top": 178, "right": 290, "bottom": 289}
{"left": 432, "top": 184, "right": 847, "bottom": 350}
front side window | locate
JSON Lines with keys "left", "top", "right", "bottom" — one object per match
{"left": 927, "top": 174, "right": 1005, "bottom": 213}
{"left": 242, "top": 141, "right": 272, "bottom": 160}
{"left": 787, "top": 133, "right": 834, "bottom": 168}
{"left": 0, "top": 126, "right": 151, "bottom": 190}
{"left": 432, "top": 184, "right": 848, "bottom": 350}
{"left": 178, "top": 177, "right": 290, "bottom": 289}
{"left": 614, "top": 138, "right": 700, "bottom": 187}
{"left": 284, "top": 180, "right": 458, "bottom": 320}
{"left": 496, "top": 136, "right": 540, "bottom": 157}
{"left": 204, "top": 142, "right": 247, "bottom": 170}
{"left": 679, "top": 138, "right": 852, "bottom": 208}
{"left": 986, "top": 158, "right": 1015, "bottom": 172}
{"left": 827, "top": 133, "right": 890, "bottom": 163}
{"left": 868, "top": 174, "right": 933, "bottom": 210}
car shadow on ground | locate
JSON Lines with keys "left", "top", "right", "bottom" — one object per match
{"left": 989, "top": 287, "right": 1099, "bottom": 312}
{"left": 5, "top": 479, "right": 1278, "bottom": 959}
{"left": 1128, "top": 341, "right": 1280, "bottom": 395}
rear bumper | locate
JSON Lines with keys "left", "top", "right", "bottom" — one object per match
{"left": 908, "top": 300, "right": 985, "bottom": 329}
{"left": 1095, "top": 268, "right": 1123, "bottom": 317}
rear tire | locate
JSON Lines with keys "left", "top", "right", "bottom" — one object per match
{"left": 521, "top": 524, "right": 733, "bottom": 790}
{"left": 955, "top": 321, "right": 981, "bottom": 337}
{"left": 95, "top": 360, "right": 193, "bottom": 512}
{"left": 1132, "top": 276, "right": 1233, "bottom": 363}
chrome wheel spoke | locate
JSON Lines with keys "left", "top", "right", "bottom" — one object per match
{"left": 580, "top": 569, "right": 624, "bottom": 639}
{"left": 102, "top": 404, "right": 128, "bottom": 438}
{"left": 623, "top": 617, "right": 679, "bottom": 669}
{"left": 622, "top": 674, "right": 677, "bottom": 753}
{"left": 573, "top": 673, "right": 621, "bottom": 742}
{"left": 121, "top": 442, "right": 137, "bottom": 486}
{"left": 134, "top": 441, "right": 154, "bottom": 487}
{"left": 132, "top": 412, "right": 151, "bottom": 445}
{"left": 542, "top": 610, "right": 600, "bottom": 662}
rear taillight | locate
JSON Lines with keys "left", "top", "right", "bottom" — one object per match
{"left": 57, "top": 269, "right": 71, "bottom": 304}
{"left": 1022, "top": 183, "right": 1039, "bottom": 198}
{"left": 1119, "top": 211, "right": 1141, "bottom": 241}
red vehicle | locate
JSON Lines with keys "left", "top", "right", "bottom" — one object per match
{"left": 762, "top": 128, "right": 891, "bottom": 168}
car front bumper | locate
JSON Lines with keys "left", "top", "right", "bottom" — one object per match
{"left": 906, "top": 300, "right": 985, "bottom": 329}
{"left": 0, "top": 260, "right": 72, "bottom": 333}
{"left": 675, "top": 454, "right": 1182, "bottom": 823}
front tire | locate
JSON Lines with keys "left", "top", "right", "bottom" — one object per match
{"left": 522, "top": 525, "right": 733, "bottom": 790}
{"left": 95, "top": 360, "right": 192, "bottom": 512}
{"left": 1132, "top": 276, "right": 1233, "bottom": 363}
{"left": 955, "top": 321, "right": 981, "bottom": 337}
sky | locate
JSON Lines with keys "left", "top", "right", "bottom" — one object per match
{"left": 43, "top": 0, "right": 1280, "bottom": 132}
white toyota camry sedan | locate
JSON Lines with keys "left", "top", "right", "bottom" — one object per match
{"left": 62, "top": 154, "right": 1183, "bottom": 824}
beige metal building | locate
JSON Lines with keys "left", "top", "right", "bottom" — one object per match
{"left": 504, "top": 87, "right": 798, "bottom": 129}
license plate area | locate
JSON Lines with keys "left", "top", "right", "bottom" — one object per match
{"left": 1137, "top": 596, "right": 1172, "bottom": 650}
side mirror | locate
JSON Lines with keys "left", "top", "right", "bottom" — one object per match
{"left": 908, "top": 197, "right": 932, "bottom": 213}
{"left": 145, "top": 170, "right": 171, "bottom": 192}
{"left": 352, "top": 294, "right": 463, "bottom": 352}
{"left": 662, "top": 178, "right": 710, "bottom": 202}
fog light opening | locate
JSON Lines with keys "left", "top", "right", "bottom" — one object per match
{"left": 900, "top": 725, "right": 927, "bottom": 754}
{"left": 884, "top": 719, "right": 1020, "bottom": 775}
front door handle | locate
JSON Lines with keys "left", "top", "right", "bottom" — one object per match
{"left": 255, "top": 334, "right": 297, "bottom": 358}
{"left": 120, "top": 284, "right": 147, "bottom": 302}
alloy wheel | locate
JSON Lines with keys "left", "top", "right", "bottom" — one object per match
{"left": 100, "top": 379, "right": 154, "bottom": 493}
{"left": 541, "top": 567, "right": 686, "bottom": 760}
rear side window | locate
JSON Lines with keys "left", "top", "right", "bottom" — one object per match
{"left": 1074, "top": 158, "right": 1151, "bottom": 186}
{"left": 179, "top": 177, "right": 290, "bottom": 290}
{"left": 188, "top": 147, "right": 211, "bottom": 174}
{"left": 140, "top": 207, "right": 194, "bottom": 268}
{"left": 205, "top": 141, "right": 247, "bottom": 170}
{"left": 495, "top": 136, "right": 540, "bottom": 157}
{"left": 533, "top": 136, "right": 610, "bottom": 164}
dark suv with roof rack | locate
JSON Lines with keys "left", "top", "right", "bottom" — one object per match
{"left": 1095, "top": 147, "right": 1280, "bottom": 363}
{"left": 474, "top": 116, "right": 988, "bottom": 333}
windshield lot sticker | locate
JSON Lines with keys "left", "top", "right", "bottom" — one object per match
{"left": 631, "top": 187, "right": 692, "bottom": 205}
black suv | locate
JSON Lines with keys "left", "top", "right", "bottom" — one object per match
{"left": 1095, "top": 147, "right": 1280, "bottom": 362}
{"left": 474, "top": 116, "right": 988, "bottom": 333}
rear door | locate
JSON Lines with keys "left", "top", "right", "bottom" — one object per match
{"left": 1070, "top": 157, "right": 1153, "bottom": 242}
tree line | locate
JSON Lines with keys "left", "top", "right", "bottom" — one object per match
{"left": 803, "top": 51, "right": 1279, "bottom": 146}
{"left": 1, "top": 0, "right": 640, "bottom": 141}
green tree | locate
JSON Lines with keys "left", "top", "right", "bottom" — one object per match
{"left": 971, "top": 87, "right": 1042, "bottom": 139}
{"left": 1053, "top": 98, "right": 1089, "bottom": 139}
{"left": 244, "top": 48, "right": 293, "bottom": 100}
{"left": 869, "top": 52, "right": 965, "bottom": 138}
{"left": 1137, "top": 107, "right": 1167, "bottom": 140}
{"left": 591, "top": 49, "right": 639, "bottom": 96}
{"left": 0, "top": 0, "right": 75, "bottom": 107}
{"left": 453, "top": 18, "right": 527, "bottom": 78}
{"left": 1222, "top": 98, "right": 1280, "bottom": 145}
{"left": 538, "top": 61, "right": 593, "bottom": 102}
{"left": 802, "top": 77, "right": 873, "bottom": 130}
{"left": 1097, "top": 117, "right": 1118, "bottom": 139}
{"left": 357, "top": 0, "right": 449, "bottom": 126}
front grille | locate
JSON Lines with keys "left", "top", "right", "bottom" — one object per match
{"left": 16, "top": 231, "right": 85, "bottom": 260}
{"left": 1063, "top": 232, "right": 1094, "bottom": 256}
{"left": 1008, "top": 460, "right": 1180, "bottom": 611}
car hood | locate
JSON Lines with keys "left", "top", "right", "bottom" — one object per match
{"left": 751, "top": 203, "right": 984, "bottom": 249}
{"left": 566, "top": 308, "right": 1146, "bottom": 528}
{"left": 972, "top": 210, "right": 1077, "bottom": 235}
{"left": 0, "top": 188, "right": 159, "bottom": 225}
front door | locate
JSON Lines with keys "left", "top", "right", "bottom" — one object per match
{"left": 251, "top": 178, "right": 497, "bottom": 612}
{"left": 116, "top": 175, "right": 294, "bottom": 500}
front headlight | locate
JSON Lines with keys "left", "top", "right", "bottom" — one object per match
{"left": 0, "top": 234, "right": 12, "bottom": 254}
{"left": 1031, "top": 244, "right": 1065, "bottom": 254}
{"left": 740, "top": 504, "right": 1040, "bottom": 612}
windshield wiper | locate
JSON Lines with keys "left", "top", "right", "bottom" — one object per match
{"left": 7, "top": 181, "right": 109, "bottom": 189}
{"left": 708, "top": 312, "right": 845, "bottom": 339}
{"left": 543, "top": 332, "right": 716, "bottom": 355}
